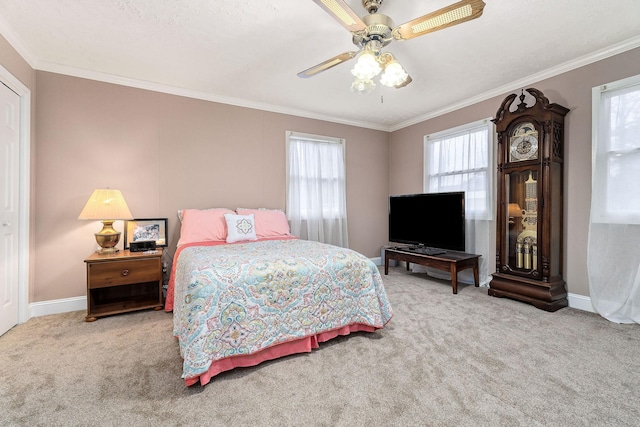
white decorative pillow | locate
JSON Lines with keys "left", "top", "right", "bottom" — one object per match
{"left": 224, "top": 213, "right": 258, "bottom": 243}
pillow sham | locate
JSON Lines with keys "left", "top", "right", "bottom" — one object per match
{"left": 177, "top": 208, "right": 234, "bottom": 246}
{"left": 236, "top": 208, "right": 291, "bottom": 238}
{"left": 224, "top": 213, "right": 258, "bottom": 243}
{"left": 177, "top": 207, "right": 225, "bottom": 223}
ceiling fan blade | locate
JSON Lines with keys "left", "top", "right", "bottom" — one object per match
{"left": 298, "top": 51, "right": 358, "bottom": 78}
{"left": 394, "top": 75, "right": 412, "bottom": 89}
{"left": 393, "top": 0, "right": 486, "bottom": 41}
{"left": 312, "top": 0, "right": 367, "bottom": 33}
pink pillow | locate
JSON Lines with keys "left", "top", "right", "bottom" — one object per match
{"left": 177, "top": 208, "right": 234, "bottom": 246}
{"left": 236, "top": 208, "right": 291, "bottom": 238}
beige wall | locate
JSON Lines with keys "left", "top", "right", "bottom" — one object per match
{"left": 34, "top": 72, "right": 389, "bottom": 302}
{"left": 3, "top": 31, "right": 640, "bottom": 304}
{"left": 389, "top": 47, "right": 640, "bottom": 298}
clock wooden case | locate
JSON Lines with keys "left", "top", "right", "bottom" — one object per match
{"left": 489, "top": 88, "right": 569, "bottom": 311}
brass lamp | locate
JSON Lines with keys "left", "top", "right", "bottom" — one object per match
{"left": 78, "top": 188, "right": 134, "bottom": 254}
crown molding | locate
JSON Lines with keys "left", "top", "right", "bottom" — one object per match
{"left": 37, "top": 61, "right": 390, "bottom": 132}
{"left": 389, "top": 35, "right": 640, "bottom": 132}
{"left": 0, "top": 17, "right": 387, "bottom": 131}
{"left": 0, "top": 14, "right": 38, "bottom": 68}
{"left": 2, "top": 15, "right": 639, "bottom": 134}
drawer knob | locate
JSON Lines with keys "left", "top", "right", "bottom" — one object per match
{"left": 121, "top": 269, "right": 130, "bottom": 276}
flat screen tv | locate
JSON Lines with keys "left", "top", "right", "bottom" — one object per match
{"left": 388, "top": 192, "right": 465, "bottom": 251}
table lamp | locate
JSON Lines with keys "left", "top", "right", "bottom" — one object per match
{"left": 508, "top": 203, "right": 523, "bottom": 225}
{"left": 78, "top": 188, "right": 134, "bottom": 254}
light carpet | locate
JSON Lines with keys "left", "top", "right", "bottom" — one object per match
{"left": 1, "top": 267, "right": 639, "bottom": 426}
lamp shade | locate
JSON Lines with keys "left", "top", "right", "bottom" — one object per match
{"left": 351, "top": 51, "right": 381, "bottom": 80}
{"left": 508, "top": 203, "right": 523, "bottom": 218}
{"left": 380, "top": 60, "right": 409, "bottom": 88}
{"left": 78, "top": 189, "right": 134, "bottom": 220}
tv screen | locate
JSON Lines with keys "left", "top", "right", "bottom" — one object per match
{"left": 389, "top": 192, "right": 466, "bottom": 251}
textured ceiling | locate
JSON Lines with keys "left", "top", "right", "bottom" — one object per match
{"left": 1, "top": 0, "right": 639, "bottom": 131}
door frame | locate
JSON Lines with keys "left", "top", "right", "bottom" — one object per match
{"left": 0, "top": 64, "right": 31, "bottom": 324}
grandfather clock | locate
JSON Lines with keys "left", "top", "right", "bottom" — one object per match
{"left": 489, "top": 88, "right": 569, "bottom": 311}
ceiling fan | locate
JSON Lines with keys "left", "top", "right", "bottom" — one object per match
{"left": 298, "top": 0, "right": 486, "bottom": 93}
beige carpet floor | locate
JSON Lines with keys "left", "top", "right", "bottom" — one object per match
{"left": 1, "top": 267, "right": 639, "bottom": 426}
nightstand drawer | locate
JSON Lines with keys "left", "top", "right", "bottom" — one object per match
{"left": 88, "top": 258, "right": 160, "bottom": 289}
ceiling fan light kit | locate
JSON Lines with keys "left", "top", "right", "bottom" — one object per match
{"left": 300, "top": 0, "right": 486, "bottom": 93}
{"left": 351, "top": 77, "right": 376, "bottom": 94}
{"left": 351, "top": 50, "right": 381, "bottom": 80}
{"left": 349, "top": 48, "right": 409, "bottom": 93}
{"left": 379, "top": 59, "right": 409, "bottom": 87}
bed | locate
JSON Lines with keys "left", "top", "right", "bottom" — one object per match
{"left": 166, "top": 208, "right": 393, "bottom": 386}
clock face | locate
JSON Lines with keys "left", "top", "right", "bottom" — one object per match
{"left": 509, "top": 122, "right": 538, "bottom": 162}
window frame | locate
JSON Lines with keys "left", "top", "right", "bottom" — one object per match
{"left": 285, "top": 131, "right": 347, "bottom": 220}
{"left": 591, "top": 73, "right": 640, "bottom": 225}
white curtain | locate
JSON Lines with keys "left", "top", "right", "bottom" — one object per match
{"left": 421, "top": 119, "right": 494, "bottom": 286}
{"left": 286, "top": 132, "right": 348, "bottom": 247}
{"left": 588, "top": 78, "right": 640, "bottom": 323}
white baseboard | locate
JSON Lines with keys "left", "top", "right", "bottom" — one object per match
{"left": 567, "top": 293, "right": 596, "bottom": 313}
{"left": 29, "top": 296, "right": 86, "bottom": 318}
{"left": 26, "top": 277, "right": 596, "bottom": 319}
{"left": 380, "top": 259, "right": 596, "bottom": 314}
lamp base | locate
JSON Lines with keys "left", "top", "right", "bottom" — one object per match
{"left": 94, "top": 220, "right": 121, "bottom": 254}
{"left": 96, "top": 246, "right": 120, "bottom": 255}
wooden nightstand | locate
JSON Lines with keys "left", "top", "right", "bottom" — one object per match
{"left": 84, "top": 249, "right": 163, "bottom": 322}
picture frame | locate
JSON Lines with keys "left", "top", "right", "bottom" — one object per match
{"left": 124, "top": 218, "right": 168, "bottom": 249}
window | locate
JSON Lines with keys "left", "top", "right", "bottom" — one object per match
{"left": 592, "top": 75, "right": 640, "bottom": 224}
{"left": 424, "top": 119, "right": 494, "bottom": 220}
{"left": 588, "top": 74, "right": 640, "bottom": 324}
{"left": 422, "top": 118, "right": 494, "bottom": 286}
{"left": 286, "top": 131, "right": 348, "bottom": 247}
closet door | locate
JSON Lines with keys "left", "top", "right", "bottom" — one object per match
{"left": 0, "top": 82, "right": 20, "bottom": 336}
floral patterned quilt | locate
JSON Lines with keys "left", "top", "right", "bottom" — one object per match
{"left": 172, "top": 239, "right": 393, "bottom": 383}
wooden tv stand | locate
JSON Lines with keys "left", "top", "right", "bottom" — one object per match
{"left": 384, "top": 247, "right": 481, "bottom": 294}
